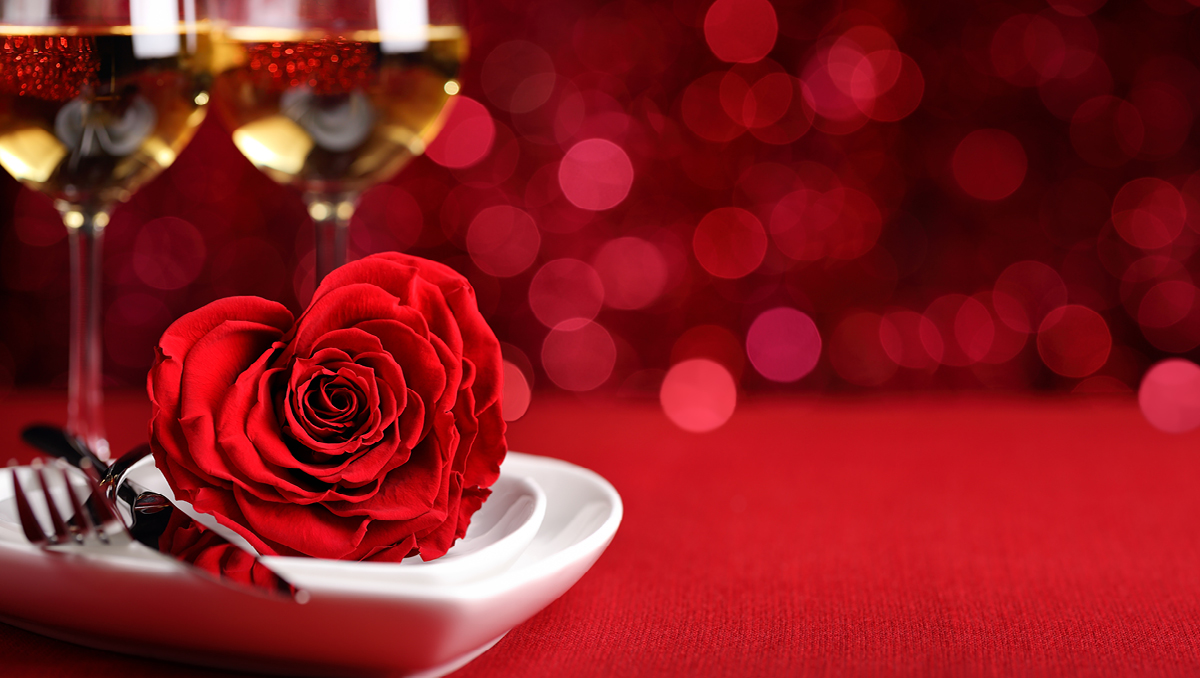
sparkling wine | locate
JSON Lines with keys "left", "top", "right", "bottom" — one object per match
{"left": 211, "top": 27, "right": 465, "bottom": 194}
{"left": 0, "top": 27, "right": 211, "bottom": 211}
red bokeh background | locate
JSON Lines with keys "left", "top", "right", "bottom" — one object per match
{"left": 2, "top": 0, "right": 1200, "bottom": 422}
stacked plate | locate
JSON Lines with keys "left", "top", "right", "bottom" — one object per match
{"left": 0, "top": 452, "right": 622, "bottom": 677}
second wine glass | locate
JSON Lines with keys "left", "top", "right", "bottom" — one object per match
{"left": 211, "top": 0, "right": 464, "bottom": 282}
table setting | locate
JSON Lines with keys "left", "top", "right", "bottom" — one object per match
{"left": 1, "top": 0, "right": 1200, "bottom": 676}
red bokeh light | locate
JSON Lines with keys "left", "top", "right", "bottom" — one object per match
{"left": 466, "top": 205, "right": 540, "bottom": 277}
{"left": 671, "top": 325, "right": 746, "bottom": 382}
{"left": 527, "top": 259, "right": 605, "bottom": 330}
{"left": 480, "top": 40, "right": 556, "bottom": 114}
{"left": 682, "top": 71, "right": 744, "bottom": 143}
{"left": 703, "top": 0, "right": 778, "bottom": 64}
{"left": 880, "top": 310, "right": 940, "bottom": 370}
{"left": 593, "top": 237, "right": 668, "bottom": 310}
{"left": 990, "top": 14, "right": 1066, "bottom": 86}
{"left": 1069, "top": 95, "right": 1144, "bottom": 167}
{"left": 952, "top": 130, "right": 1028, "bottom": 201}
{"left": 542, "top": 320, "right": 616, "bottom": 392}
{"left": 1036, "top": 305, "right": 1111, "bottom": 378}
{"left": 1048, "top": 0, "right": 1106, "bottom": 17}
{"left": 424, "top": 96, "right": 495, "bottom": 169}
{"left": 1110, "top": 178, "right": 1187, "bottom": 250}
{"left": 993, "top": 261, "right": 1069, "bottom": 334}
{"left": 1, "top": 0, "right": 1197, "bottom": 401}
{"left": 132, "top": 217, "right": 206, "bottom": 291}
{"left": 693, "top": 207, "right": 767, "bottom": 279}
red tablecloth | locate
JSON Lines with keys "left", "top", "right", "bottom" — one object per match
{"left": 2, "top": 392, "right": 1199, "bottom": 676}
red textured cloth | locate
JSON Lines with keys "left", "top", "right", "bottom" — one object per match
{"left": 2, "top": 392, "right": 1199, "bottom": 676}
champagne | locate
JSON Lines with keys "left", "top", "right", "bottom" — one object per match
{"left": 211, "top": 27, "right": 465, "bottom": 194}
{"left": 0, "top": 27, "right": 211, "bottom": 211}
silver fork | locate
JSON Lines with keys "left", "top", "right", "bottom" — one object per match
{"left": 9, "top": 458, "right": 131, "bottom": 550}
{"left": 7, "top": 458, "right": 307, "bottom": 603}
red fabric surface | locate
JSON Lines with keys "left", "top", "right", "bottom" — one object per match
{"left": 2, "top": 392, "right": 1200, "bottom": 676}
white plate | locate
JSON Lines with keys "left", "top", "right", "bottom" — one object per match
{"left": 0, "top": 452, "right": 622, "bottom": 677}
{"left": 125, "top": 455, "right": 548, "bottom": 589}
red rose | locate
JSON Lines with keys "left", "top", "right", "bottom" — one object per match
{"left": 147, "top": 253, "right": 506, "bottom": 561}
{"left": 157, "top": 509, "right": 284, "bottom": 590}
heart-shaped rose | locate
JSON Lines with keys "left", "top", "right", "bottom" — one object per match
{"left": 148, "top": 253, "right": 506, "bottom": 561}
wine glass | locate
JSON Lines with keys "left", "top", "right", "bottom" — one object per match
{"left": 0, "top": 1, "right": 213, "bottom": 459}
{"left": 209, "top": 0, "right": 464, "bottom": 282}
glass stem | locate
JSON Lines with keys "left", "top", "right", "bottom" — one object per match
{"left": 308, "top": 192, "right": 357, "bottom": 283}
{"left": 62, "top": 207, "right": 109, "bottom": 461}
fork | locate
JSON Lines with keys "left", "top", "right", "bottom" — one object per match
{"left": 7, "top": 458, "right": 307, "bottom": 602}
{"left": 9, "top": 458, "right": 131, "bottom": 550}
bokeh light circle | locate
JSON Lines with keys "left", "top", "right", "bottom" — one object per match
{"left": 501, "top": 360, "right": 532, "bottom": 422}
{"left": 541, "top": 320, "right": 617, "bottom": 392}
{"left": 660, "top": 358, "right": 738, "bottom": 433}
{"left": 1138, "top": 359, "right": 1200, "bottom": 433}
{"left": 952, "top": 130, "right": 1028, "bottom": 200}
{"left": 132, "top": 217, "right": 206, "bottom": 290}
{"left": 557, "top": 139, "right": 634, "bottom": 211}
{"left": 1036, "top": 305, "right": 1111, "bottom": 378}
{"left": 703, "top": 0, "right": 778, "bottom": 64}
{"left": 1048, "top": 0, "right": 1106, "bottom": 16}
{"left": 993, "top": 260, "right": 1069, "bottom": 333}
{"left": 424, "top": 96, "right": 495, "bottom": 169}
{"left": 481, "top": 41, "right": 557, "bottom": 114}
{"left": 528, "top": 258, "right": 605, "bottom": 329}
{"left": 746, "top": 307, "right": 822, "bottom": 382}
{"left": 671, "top": 325, "right": 746, "bottom": 380}
{"left": 1111, "top": 177, "right": 1187, "bottom": 250}
{"left": 1069, "top": 95, "right": 1144, "bottom": 167}
{"left": 1137, "top": 281, "right": 1197, "bottom": 329}
{"left": 593, "top": 237, "right": 668, "bottom": 310}
{"left": 693, "top": 207, "right": 767, "bottom": 279}
{"left": 880, "top": 310, "right": 940, "bottom": 369}
{"left": 466, "top": 205, "right": 541, "bottom": 277}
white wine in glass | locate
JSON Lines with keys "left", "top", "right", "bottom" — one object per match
{"left": 0, "top": 2, "right": 212, "bottom": 458}
{"left": 211, "top": 0, "right": 465, "bottom": 282}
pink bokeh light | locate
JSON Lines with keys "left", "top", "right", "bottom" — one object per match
{"left": 746, "top": 307, "right": 822, "bottom": 383}
{"left": 501, "top": 360, "right": 532, "bottom": 422}
{"left": 660, "top": 358, "right": 738, "bottom": 433}
{"left": 557, "top": 139, "right": 634, "bottom": 211}
{"left": 1138, "top": 358, "right": 1200, "bottom": 433}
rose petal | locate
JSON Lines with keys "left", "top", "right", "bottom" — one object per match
{"left": 234, "top": 485, "right": 371, "bottom": 560}
{"left": 324, "top": 411, "right": 458, "bottom": 520}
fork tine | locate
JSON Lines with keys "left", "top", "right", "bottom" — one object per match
{"left": 9, "top": 463, "right": 48, "bottom": 546}
{"left": 57, "top": 461, "right": 92, "bottom": 543}
{"left": 32, "top": 459, "right": 70, "bottom": 545}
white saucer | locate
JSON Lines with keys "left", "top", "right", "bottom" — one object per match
{"left": 0, "top": 452, "right": 622, "bottom": 677}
